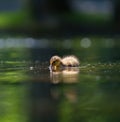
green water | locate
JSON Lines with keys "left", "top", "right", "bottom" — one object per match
{"left": 0, "top": 37, "right": 120, "bottom": 122}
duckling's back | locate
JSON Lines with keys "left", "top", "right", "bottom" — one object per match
{"left": 61, "top": 56, "right": 80, "bottom": 67}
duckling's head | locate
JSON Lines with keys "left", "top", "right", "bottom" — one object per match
{"left": 50, "top": 56, "right": 63, "bottom": 71}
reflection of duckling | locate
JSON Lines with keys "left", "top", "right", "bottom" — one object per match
{"left": 50, "top": 67, "right": 79, "bottom": 84}
{"left": 50, "top": 55, "right": 80, "bottom": 72}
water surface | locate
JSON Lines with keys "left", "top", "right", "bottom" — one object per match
{"left": 0, "top": 37, "right": 120, "bottom": 122}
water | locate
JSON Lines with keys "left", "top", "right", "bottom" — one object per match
{"left": 0, "top": 37, "right": 120, "bottom": 122}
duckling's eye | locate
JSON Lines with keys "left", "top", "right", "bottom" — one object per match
{"left": 52, "top": 60, "right": 61, "bottom": 66}
{"left": 52, "top": 61, "right": 56, "bottom": 65}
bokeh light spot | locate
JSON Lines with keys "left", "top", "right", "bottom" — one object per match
{"left": 80, "top": 38, "right": 92, "bottom": 48}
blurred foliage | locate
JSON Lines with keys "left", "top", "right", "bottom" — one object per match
{"left": 0, "top": 48, "right": 30, "bottom": 60}
{"left": 0, "top": 0, "right": 114, "bottom": 32}
{"left": 61, "top": 12, "right": 111, "bottom": 25}
{"left": 0, "top": 11, "right": 30, "bottom": 28}
{"left": 49, "top": 36, "right": 120, "bottom": 63}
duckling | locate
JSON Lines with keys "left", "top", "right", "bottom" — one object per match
{"left": 50, "top": 55, "right": 80, "bottom": 71}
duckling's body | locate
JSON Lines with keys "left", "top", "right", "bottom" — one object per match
{"left": 62, "top": 56, "right": 80, "bottom": 67}
{"left": 50, "top": 55, "right": 80, "bottom": 71}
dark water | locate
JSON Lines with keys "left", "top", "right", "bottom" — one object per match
{"left": 0, "top": 37, "right": 120, "bottom": 122}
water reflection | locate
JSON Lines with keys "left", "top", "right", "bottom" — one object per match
{"left": 50, "top": 67, "right": 79, "bottom": 84}
{"left": 29, "top": 82, "right": 58, "bottom": 122}
{"left": 28, "top": 66, "right": 80, "bottom": 122}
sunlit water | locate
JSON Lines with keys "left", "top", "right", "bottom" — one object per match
{"left": 0, "top": 37, "right": 120, "bottom": 122}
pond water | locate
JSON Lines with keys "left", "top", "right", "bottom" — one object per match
{"left": 0, "top": 37, "right": 120, "bottom": 122}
